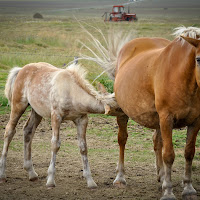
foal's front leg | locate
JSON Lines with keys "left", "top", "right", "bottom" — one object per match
{"left": 46, "top": 112, "right": 61, "bottom": 188}
{"left": 113, "top": 114, "right": 128, "bottom": 188}
{"left": 74, "top": 115, "right": 97, "bottom": 188}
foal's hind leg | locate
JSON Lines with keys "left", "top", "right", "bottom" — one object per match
{"left": 74, "top": 115, "right": 97, "bottom": 188}
{"left": 153, "top": 129, "right": 164, "bottom": 183}
{"left": 23, "top": 109, "right": 42, "bottom": 181}
{"left": 0, "top": 102, "right": 28, "bottom": 182}
{"left": 113, "top": 114, "right": 128, "bottom": 188}
{"left": 182, "top": 122, "right": 199, "bottom": 200}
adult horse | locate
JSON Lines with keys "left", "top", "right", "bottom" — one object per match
{"left": 0, "top": 62, "right": 117, "bottom": 189}
{"left": 80, "top": 26, "right": 200, "bottom": 200}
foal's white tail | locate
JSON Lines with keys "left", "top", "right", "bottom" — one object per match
{"left": 5, "top": 67, "right": 21, "bottom": 104}
{"left": 79, "top": 25, "right": 134, "bottom": 80}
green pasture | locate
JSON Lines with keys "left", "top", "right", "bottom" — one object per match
{"left": 0, "top": 3, "right": 200, "bottom": 190}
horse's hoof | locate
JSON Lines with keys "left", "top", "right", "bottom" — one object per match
{"left": 29, "top": 176, "right": 38, "bottom": 182}
{"left": 0, "top": 178, "right": 6, "bottom": 183}
{"left": 113, "top": 180, "right": 126, "bottom": 189}
{"left": 182, "top": 193, "right": 197, "bottom": 200}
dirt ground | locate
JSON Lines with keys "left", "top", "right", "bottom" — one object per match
{"left": 0, "top": 113, "right": 199, "bottom": 200}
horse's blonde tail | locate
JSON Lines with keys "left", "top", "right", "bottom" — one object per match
{"left": 79, "top": 25, "right": 134, "bottom": 80}
{"left": 5, "top": 67, "right": 21, "bottom": 104}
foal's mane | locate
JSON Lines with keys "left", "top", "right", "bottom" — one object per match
{"left": 67, "top": 64, "right": 117, "bottom": 107}
{"left": 173, "top": 26, "right": 200, "bottom": 39}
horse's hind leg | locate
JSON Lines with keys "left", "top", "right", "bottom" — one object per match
{"left": 153, "top": 129, "right": 164, "bottom": 183}
{"left": 74, "top": 115, "right": 97, "bottom": 188}
{"left": 113, "top": 114, "right": 128, "bottom": 188}
{"left": 0, "top": 102, "right": 28, "bottom": 182}
{"left": 182, "top": 122, "right": 199, "bottom": 200}
{"left": 23, "top": 109, "right": 42, "bottom": 181}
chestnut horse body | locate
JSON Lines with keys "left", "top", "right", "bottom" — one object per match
{"left": 115, "top": 35, "right": 200, "bottom": 200}
{"left": 81, "top": 26, "right": 200, "bottom": 199}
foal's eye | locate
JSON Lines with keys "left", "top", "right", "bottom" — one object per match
{"left": 196, "top": 57, "right": 200, "bottom": 65}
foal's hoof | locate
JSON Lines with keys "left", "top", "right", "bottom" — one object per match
{"left": 160, "top": 194, "right": 176, "bottom": 200}
{"left": 87, "top": 181, "right": 97, "bottom": 189}
{"left": 46, "top": 184, "right": 55, "bottom": 189}
{"left": 88, "top": 183, "right": 97, "bottom": 189}
{"left": 113, "top": 180, "right": 126, "bottom": 189}
{"left": 0, "top": 178, "right": 6, "bottom": 183}
{"left": 182, "top": 193, "right": 197, "bottom": 200}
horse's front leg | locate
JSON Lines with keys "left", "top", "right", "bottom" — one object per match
{"left": 113, "top": 114, "right": 128, "bottom": 188}
{"left": 23, "top": 109, "right": 42, "bottom": 181}
{"left": 74, "top": 115, "right": 97, "bottom": 189}
{"left": 153, "top": 129, "right": 164, "bottom": 183}
{"left": 46, "top": 111, "right": 61, "bottom": 188}
{"left": 159, "top": 113, "right": 176, "bottom": 200}
{"left": 182, "top": 121, "right": 199, "bottom": 200}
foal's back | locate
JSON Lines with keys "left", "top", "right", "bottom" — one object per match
{"left": 12, "top": 62, "right": 105, "bottom": 119}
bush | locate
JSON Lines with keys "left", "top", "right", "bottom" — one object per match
{"left": 33, "top": 13, "right": 43, "bottom": 19}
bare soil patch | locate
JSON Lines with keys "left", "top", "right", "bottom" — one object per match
{"left": 0, "top": 113, "right": 199, "bottom": 200}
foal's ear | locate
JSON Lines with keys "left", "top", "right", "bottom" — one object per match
{"left": 181, "top": 36, "right": 200, "bottom": 48}
{"left": 97, "top": 82, "right": 108, "bottom": 94}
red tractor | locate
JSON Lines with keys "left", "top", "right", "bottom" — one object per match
{"left": 103, "top": 5, "right": 137, "bottom": 22}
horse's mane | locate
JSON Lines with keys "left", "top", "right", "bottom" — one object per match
{"left": 67, "top": 64, "right": 117, "bottom": 107}
{"left": 173, "top": 26, "right": 200, "bottom": 39}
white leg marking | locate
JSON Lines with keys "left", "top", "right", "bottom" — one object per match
{"left": 75, "top": 115, "right": 97, "bottom": 188}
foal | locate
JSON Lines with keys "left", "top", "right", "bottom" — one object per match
{"left": 0, "top": 62, "right": 117, "bottom": 188}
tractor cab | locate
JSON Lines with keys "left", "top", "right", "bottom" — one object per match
{"left": 113, "top": 5, "right": 125, "bottom": 13}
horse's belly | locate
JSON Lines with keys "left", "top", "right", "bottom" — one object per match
{"left": 29, "top": 99, "right": 51, "bottom": 118}
{"left": 115, "top": 67, "right": 159, "bottom": 128}
{"left": 115, "top": 86, "right": 159, "bottom": 128}
{"left": 124, "top": 104, "right": 159, "bottom": 129}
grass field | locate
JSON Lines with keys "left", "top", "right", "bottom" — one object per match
{"left": 0, "top": 1, "right": 200, "bottom": 199}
